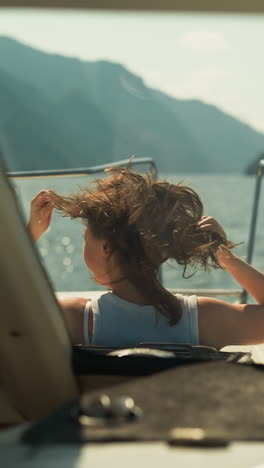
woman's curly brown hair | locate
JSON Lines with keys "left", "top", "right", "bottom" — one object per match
{"left": 51, "top": 167, "right": 235, "bottom": 326}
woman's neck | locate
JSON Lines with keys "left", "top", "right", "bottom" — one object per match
{"left": 95, "top": 254, "right": 150, "bottom": 305}
{"left": 111, "top": 280, "right": 150, "bottom": 305}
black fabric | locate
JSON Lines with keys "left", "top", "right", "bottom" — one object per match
{"left": 72, "top": 345, "right": 252, "bottom": 376}
{"left": 23, "top": 360, "right": 264, "bottom": 445}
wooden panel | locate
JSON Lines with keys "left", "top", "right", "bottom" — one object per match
{"left": 0, "top": 386, "right": 24, "bottom": 425}
{"left": 0, "top": 167, "right": 78, "bottom": 421}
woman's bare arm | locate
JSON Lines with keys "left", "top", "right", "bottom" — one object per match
{"left": 27, "top": 192, "right": 89, "bottom": 344}
{"left": 198, "top": 216, "right": 264, "bottom": 304}
{"left": 196, "top": 217, "right": 264, "bottom": 348}
{"left": 216, "top": 248, "right": 264, "bottom": 305}
{"left": 57, "top": 297, "right": 87, "bottom": 345}
{"left": 198, "top": 297, "right": 264, "bottom": 349}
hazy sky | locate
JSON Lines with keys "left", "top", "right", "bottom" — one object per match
{"left": 0, "top": 9, "right": 264, "bottom": 133}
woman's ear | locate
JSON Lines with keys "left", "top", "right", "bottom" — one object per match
{"left": 102, "top": 240, "right": 113, "bottom": 258}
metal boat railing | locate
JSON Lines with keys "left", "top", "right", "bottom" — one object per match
{"left": 58, "top": 289, "right": 242, "bottom": 300}
{"left": 241, "top": 158, "right": 264, "bottom": 303}
{"left": 7, "top": 157, "right": 264, "bottom": 303}
{"left": 7, "top": 157, "right": 157, "bottom": 180}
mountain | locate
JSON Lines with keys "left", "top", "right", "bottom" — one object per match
{"left": 0, "top": 35, "right": 263, "bottom": 173}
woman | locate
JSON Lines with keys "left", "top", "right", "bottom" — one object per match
{"left": 27, "top": 167, "right": 264, "bottom": 349}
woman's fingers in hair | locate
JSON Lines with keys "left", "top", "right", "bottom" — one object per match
{"left": 198, "top": 216, "right": 223, "bottom": 228}
{"left": 197, "top": 216, "right": 227, "bottom": 240}
{"left": 198, "top": 216, "right": 218, "bottom": 225}
{"left": 31, "top": 190, "right": 54, "bottom": 207}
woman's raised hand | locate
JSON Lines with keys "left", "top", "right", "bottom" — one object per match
{"left": 27, "top": 190, "right": 54, "bottom": 241}
{"left": 197, "top": 216, "right": 233, "bottom": 267}
{"left": 197, "top": 216, "right": 227, "bottom": 242}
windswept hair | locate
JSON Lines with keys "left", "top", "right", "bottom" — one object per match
{"left": 51, "top": 167, "right": 235, "bottom": 326}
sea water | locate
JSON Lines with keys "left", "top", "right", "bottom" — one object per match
{"left": 13, "top": 173, "right": 264, "bottom": 295}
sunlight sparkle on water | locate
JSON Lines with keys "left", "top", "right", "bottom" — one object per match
{"left": 62, "top": 236, "right": 71, "bottom": 246}
{"left": 63, "top": 257, "right": 72, "bottom": 266}
{"left": 66, "top": 244, "right": 75, "bottom": 254}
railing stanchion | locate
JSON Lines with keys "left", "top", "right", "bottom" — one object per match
{"left": 241, "top": 158, "right": 264, "bottom": 303}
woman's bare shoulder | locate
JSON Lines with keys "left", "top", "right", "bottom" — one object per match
{"left": 57, "top": 296, "right": 88, "bottom": 344}
{"left": 58, "top": 296, "right": 88, "bottom": 311}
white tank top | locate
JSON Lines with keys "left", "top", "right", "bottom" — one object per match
{"left": 83, "top": 292, "right": 199, "bottom": 346}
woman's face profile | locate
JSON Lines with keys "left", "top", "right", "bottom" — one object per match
{"left": 83, "top": 225, "right": 113, "bottom": 285}
{"left": 83, "top": 226, "right": 102, "bottom": 276}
